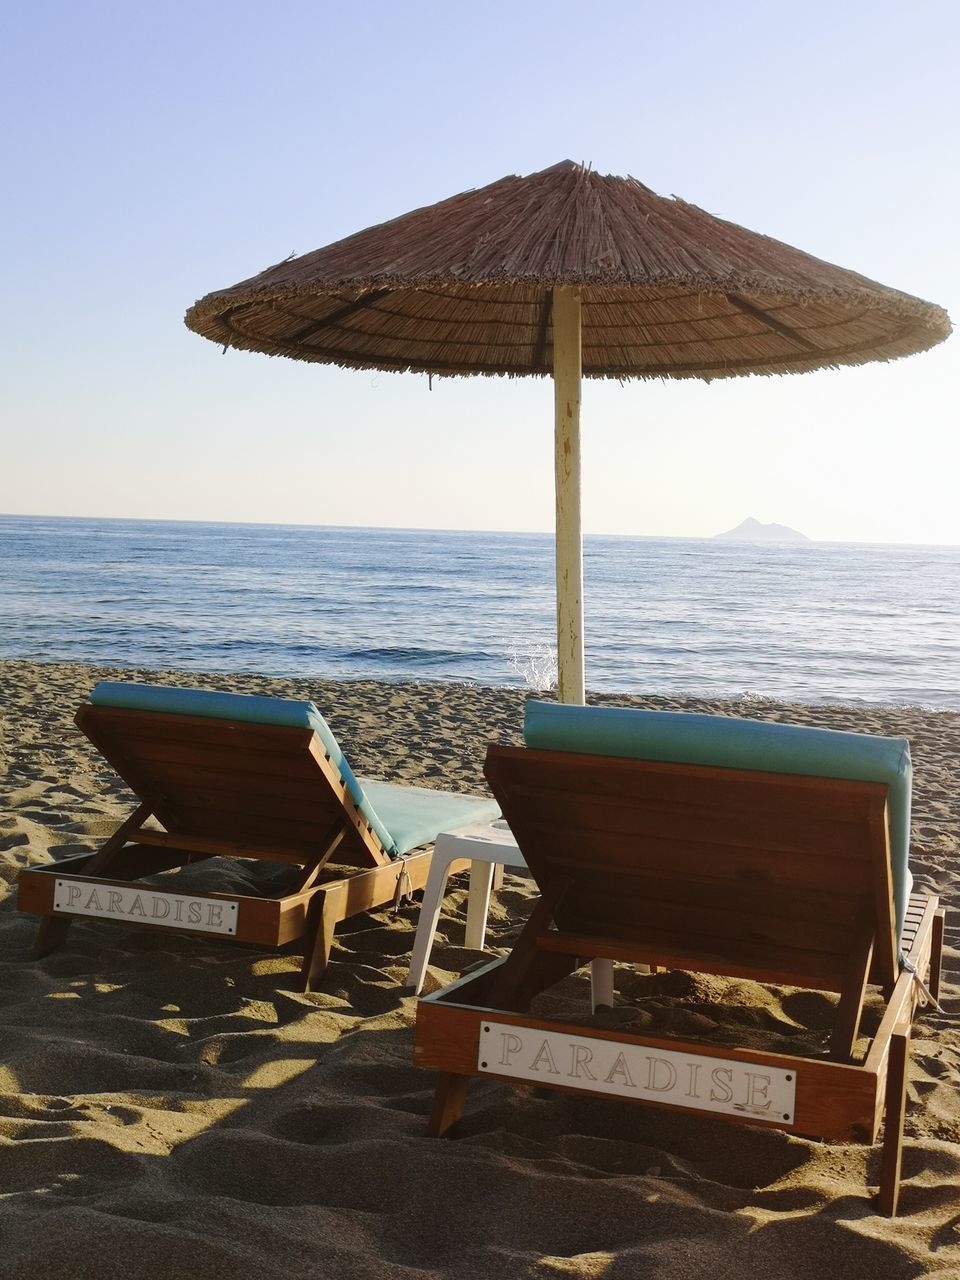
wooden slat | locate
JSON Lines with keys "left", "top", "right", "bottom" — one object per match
{"left": 550, "top": 890, "right": 863, "bottom": 957}
{"left": 271, "top": 853, "right": 468, "bottom": 948}
{"left": 548, "top": 873, "right": 868, "bottom": 933}
{"left": 106, "top": 844, "right": 212, "bottom": 878}
{"left": 536, "top": 929, "right": 848, "bottom": 990}
{"left": 866, "top": 797, "right": 898, "bottom": 991}
{"left": 77, "top": 705, "right": 316, "bottom": 752}
{"left": 173, "top": 785, "right": 346, "bottom": 830}
{"left": 112, "top": 736, "right": 331, "bottom": 779}
{"left": 131, "top": 828, "right": 315, "bottom": 865}
{"left": 305, "top": 737, "right": 390, "bottom": 866}
{"left": 515, "top": 828, "right": 874, "bottom": 895}
{"left": 491, "top": 751, "right": 888, "bottom": 820}
{"left": 558, "top": 876, "right": 870, "bottom": 931}
{"left": 112, "top": 755, "right": 344, "bottom": 812}
{"left": 900, "top": 895, "right": 934, "bottom": 959}
{"left": 148, "top": 800, "right": 342, "bottom": 850}
{"left": 338, "top": 849, "right": 439, "bottom": 918}
{"left": 506, "top": 789, "right": 878, "bottom": 862}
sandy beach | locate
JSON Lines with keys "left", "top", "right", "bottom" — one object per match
{"left": 1, "top": 659, "right": 957, "bottom": 1278}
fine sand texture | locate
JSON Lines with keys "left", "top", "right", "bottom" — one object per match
{"left": 1, "top": 660, "right": 958, "bottom": 1279}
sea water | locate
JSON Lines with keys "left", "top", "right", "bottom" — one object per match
{"left": 0, "top": 515, "right": 957, "bottom": 709}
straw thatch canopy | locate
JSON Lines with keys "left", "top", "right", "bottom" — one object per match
{"left": 185, "top": 160, "right": 950, "bottom": 380}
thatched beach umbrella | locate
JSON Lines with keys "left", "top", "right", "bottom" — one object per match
{"left": 185, "top": 161, "right": 950, "bottom": 704}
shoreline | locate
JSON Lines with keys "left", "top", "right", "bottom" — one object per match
{"left": 1, "top": 660, "right": 957, "bottom": 1277}
{"left": 3, "top": 655, "right": 959, "bottom": 716}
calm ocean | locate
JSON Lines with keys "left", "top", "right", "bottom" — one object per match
{"left": 0, "top": 515, "right": 957, "bottom": 709}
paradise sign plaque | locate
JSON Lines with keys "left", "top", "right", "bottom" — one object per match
{"left": 477, "top": 1021, "right": 797, "bottom": 1123}
{"left": 53, "top": 878, "right": 239, "bottom": 936}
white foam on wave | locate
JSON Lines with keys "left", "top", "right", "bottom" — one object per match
{"left": 506, "top": 642, "right": 558, "bottom": 693}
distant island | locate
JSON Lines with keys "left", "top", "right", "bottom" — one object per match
{"left": 714, "top": 517, "right": 810, "bottom": 543}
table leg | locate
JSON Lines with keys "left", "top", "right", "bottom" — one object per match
{"left": 590, "top": 958, "right": 615, "bottom": 1010}
{"left": 465, "top": 859, "right": 496, "bottom": 950}
{"left": 407, "top": 847, "right": 456, "bottom": 993}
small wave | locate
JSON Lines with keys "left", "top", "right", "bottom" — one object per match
{"left": 341, "top": 645, "right": 484, "bottom": 666}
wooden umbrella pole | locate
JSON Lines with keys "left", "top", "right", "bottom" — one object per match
{"left": 552, "top": 285, "right": 585, "bottom": 705}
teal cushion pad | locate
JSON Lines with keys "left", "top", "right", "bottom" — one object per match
{"left": 89, "top": 682, "right": 497, "bottom": 856}
{"left": 92, "top": 681, "right": 321, "bottom": 730}
{"left": 524, "top": 700, "right": 913, "bottom": 948}
{"left": 357, "top": 779, "right": 500, "bottom": 855}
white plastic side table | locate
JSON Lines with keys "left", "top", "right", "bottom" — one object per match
{"left": 406, "top": 818, "right": 614, "bottom": 1007}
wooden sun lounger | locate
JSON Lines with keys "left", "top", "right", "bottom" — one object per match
{"left": 18, "top": 685, "right": 497, "bottom": 990}
{"left": 414, "top": 708, "right": 945, "bottom": 1216}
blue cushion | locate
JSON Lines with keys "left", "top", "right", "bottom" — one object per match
{"left": 91, "top": 681, "right": 317, "bottom": 728}
{"left": 358, "top": 780, "right": 500, "bottom": 855}
{"left": 524, "top": 700, "right": 913, "bottom": 949}
{"left": 89, "top": 682, "right": 391, "bottom": 855}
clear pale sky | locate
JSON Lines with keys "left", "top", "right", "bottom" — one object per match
{"left": 2, "top": 1, "right": 957, "bottom": 544}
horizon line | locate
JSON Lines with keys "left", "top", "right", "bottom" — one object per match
{"left": 1, "top": 511, "right": 957, "bottom": 551}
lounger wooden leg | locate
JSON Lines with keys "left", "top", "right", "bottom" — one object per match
{"left": 33, "top": 915, "right": 73, "bottom": 958}
{"left": 429, "top": 1072, "right": 469, "bottom": 1136}
{"left": 299, "top": 888, "right": 343, "bottom": 992}
{"left": 487, "top": 877, "right": 573, "bottom": 1010}
{"left": 83, "top": 801, "right": 154, "bottom": 876}
{"left": 930, "top": 909, "right": 946, "bottom": 1003}
{"left": 294, "top": 823, "right": 349, "bottom": 894}
{"left": 877, "top": 1030, "right": 910, "bottom": 1216}
{"left": 830, "top": 922, "right": 875, "bottom": 1062}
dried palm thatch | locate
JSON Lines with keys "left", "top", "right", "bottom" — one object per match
{"left": 185, "top": 160, "right": 950, "bottom": 380}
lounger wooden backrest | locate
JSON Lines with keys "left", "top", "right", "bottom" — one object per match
{"left": 483, "top": 745, "right": 899, "bottom": 998}
{"left": 76, "top": 704, "right": 391, "bottom": 868}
